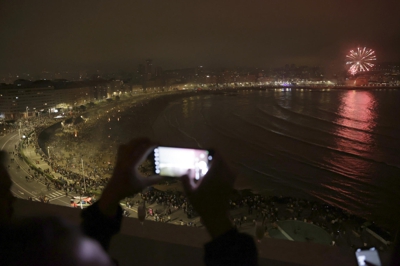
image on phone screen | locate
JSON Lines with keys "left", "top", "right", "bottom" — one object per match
{"left": 154, "top": 146, "right": 213, "bottom": 179}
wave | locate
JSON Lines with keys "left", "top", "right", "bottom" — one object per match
{"left": 210, "top": 114, "right": 370, "bottom": 186}
{"left": 255, "top": 105, "right": 377, "bottom": 149}
{"left": 236, "top": 162, "right": 282, "bottom": 182}
{"left": 307, "top": 192, "right": 368, "bottom": 217}
{"left": 235, "top": 159, "right": 374, "bottom": 209}
{"left": 236, "top": 162, "right": 315, "bottom": 196}
{"left": 319, "top": 183, "right": 372, "bottom": 200}
{"left": 173, "top": 116, "right": 203, "bottom": 148}
{"left": 273, "top": 101, "right": 400, "bottom": 142}
{"left": 159, "top": 112, "right": 204, "bottom": 148}
{"left": 253, "top": 111, "right": 399, "bottom": 165}
{"left": 232, "top": 112, "right": 400, "bottom": 172}
{"left": 197, "top": 106, "right": 394, "bottom": 184}
{"left": 255, "top": 106, "right": 400, "bottom": 165}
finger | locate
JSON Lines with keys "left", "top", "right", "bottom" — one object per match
{"left": 121, "top": 138, "right": 157, "bottom": 166}
{"left": 137, "top": 143, "right": 158, "bottom": 164}
{"left": 125, "top": 138, "right": 152, "bottom": 156}
{"left": 205, "top": 153, "right": 235, "bottom": 186}
{"left": 121, "top": 138, "right": 152, "bottom": 158}
{"left": 181, "top": 174, "right": 194, "bottom": 195}
{"left": 126, "top": 137, "right": 152, "bottom": 148}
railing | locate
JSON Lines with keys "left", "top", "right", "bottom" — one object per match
{"left": 13, "top": 198, "right": 358, "bottom": 266}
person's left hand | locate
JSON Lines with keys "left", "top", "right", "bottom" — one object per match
{"left": 99, "top": 138, "right": 163, "bottom": 216}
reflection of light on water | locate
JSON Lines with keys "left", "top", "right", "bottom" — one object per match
{"left": 335, "top": 90, "right": 377, "bottom": 146}
{"left": 328, "top": 90, "right": 377, "bottom": 178}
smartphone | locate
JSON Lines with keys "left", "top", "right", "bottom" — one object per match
{"left": 152, "top": 146, "right": 214, "bottom": 180}
{"left": 355, "top": 247, "right": 382, "bottom": 266}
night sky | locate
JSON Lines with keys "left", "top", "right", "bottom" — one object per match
{"left": 1, "top": 0, "right": 399, "bottom": 75}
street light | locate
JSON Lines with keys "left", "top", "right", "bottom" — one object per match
{"left": 47, "top": 146, "right": 51, "bottom": 159}
{"left": 26, "top": 106, "right": 29, "bottom": 118}
{"left": 81, "top": 158, "right": 86, "bottom": 192}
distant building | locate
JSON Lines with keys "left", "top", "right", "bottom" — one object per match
{"left": 0, "top": 84, "right": 55, "bottom": 119}
{"left": 374, "top": 62, "right": 400, "bottom": 74}
{"left": 0, "top": 79, "right": 131, "bottom": 119}
{"left": 163, "top": 67, "right": 200, "bottom": 84}
{"left": 53, "top": 85, "right": 94, "bottom": 109}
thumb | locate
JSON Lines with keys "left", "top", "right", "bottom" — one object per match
{"left": 181, "top": 175, "right": 194, "bottom": 195}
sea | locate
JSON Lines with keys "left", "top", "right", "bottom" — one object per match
{"left": 110, "top": 88, "right": 400, "bottom": 229}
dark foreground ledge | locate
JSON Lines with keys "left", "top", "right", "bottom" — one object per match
{"left": 13, "top": 199, "right": 360, "bottom": 266}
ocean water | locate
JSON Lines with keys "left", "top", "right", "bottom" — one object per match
{"left": 144, "top": 89, "right": 400, "bottom": 228}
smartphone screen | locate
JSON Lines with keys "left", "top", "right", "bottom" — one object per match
{"left": 355, "top": 247, "right": 382, "bottom": 266}
{"left": 153, "top": 146, "right": 214, "bottom": 179}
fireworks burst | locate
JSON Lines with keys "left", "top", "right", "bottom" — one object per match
{"left": 346, "top": 47, "right": 376, "bottom": 75}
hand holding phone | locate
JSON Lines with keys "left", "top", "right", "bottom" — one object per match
{"left": 181, "top": 152, "right": 236, "bottom": 238}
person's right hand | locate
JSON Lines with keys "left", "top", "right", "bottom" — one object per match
{"left": 181, "top": 153, "right": 235, "bottom": 239}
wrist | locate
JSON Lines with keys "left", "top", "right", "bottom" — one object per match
{"left": 98, "top": 186, "right": 124, "bottom": 217}
{"left": 201, "top": 213, "right": 234, "bottom": 239}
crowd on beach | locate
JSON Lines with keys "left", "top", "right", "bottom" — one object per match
{"left": 124, "top": 185, "right": 392, "bottom": 251}
{"left": 6, "top": 92, "right": 394, "bottom": 253}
